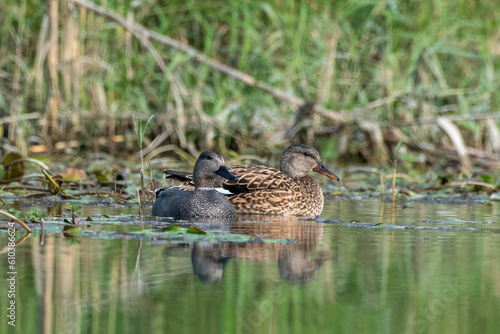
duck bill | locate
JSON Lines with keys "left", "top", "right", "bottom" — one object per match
{"left": 215, "top": 166, "right": 238, "bottom": 181}
{"left": 313, "top": 162, "right": 340, "bottom": 181}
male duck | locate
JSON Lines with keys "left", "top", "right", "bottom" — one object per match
{"left": 164, "top": 144, "right": 339, "bottom": 217}
{"left": 152, "top": 151, "right": 238, "bottom": 220}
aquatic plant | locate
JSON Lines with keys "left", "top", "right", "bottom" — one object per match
{"left": 0, "top": 0, "right": 499, "bottom": 173}
{"left": 64, "top": 204, "right": 82, "bottom": 226}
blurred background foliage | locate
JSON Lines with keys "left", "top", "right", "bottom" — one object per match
{"left": 1, "top": 0, "right": 500, "bottom": 173}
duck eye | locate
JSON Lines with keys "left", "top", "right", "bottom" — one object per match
{"left": 206, "top": 156, "right": 213, "bottom": 160}
{"left": 303, "top": 152, "right": 312, "bottom": 157}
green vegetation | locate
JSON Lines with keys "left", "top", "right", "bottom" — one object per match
{"left": 64, "top": 204, "right": 82, "bottom": 225}
{"left": 1, "top": 209, "right": 498, "bottom": 334}
{"left": 1, "top": 0, "right": 499, "bottom": 172}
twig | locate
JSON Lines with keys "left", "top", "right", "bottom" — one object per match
{"left": 0, "top": 113, "right": 40, "bottom": 125}
{"left": 40, "top": 218, "right": 45, "bottom": 246}
{"left": 136, "top": 187, "right": 144, "bottom": 231}
{"left": 383, "top": 173, "right": 421, "bottom": 183}
{"left": 380, "top": 171, "right": 384, "bottom": 197}
{"left": 425, "top": 181, "right": 498, "bottom": 191}
{"left": 22, "top": 192, "right": 54, "bottom": 198}
{"left": 3, "top": 158, "right": 51, "bottom": 172}
{"left": 3, "top": 186, "right": 52, "bottom": 193}
{"left": 391, "top": 160, "right": 397, "bottom": 202}
{"left": 407, "top": 141, "right": 500, "bottom": 168}
{"left": 391, "top": 112, "right": 500, "bottom": 127}
{"left": 0, "top": 210, "right": 32, "bottom": 233}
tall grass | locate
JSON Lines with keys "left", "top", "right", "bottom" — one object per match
{"left": 0, "top": 0, "right": 499, "bottom": 169}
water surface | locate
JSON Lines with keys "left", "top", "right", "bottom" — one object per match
{"left": 1, "top": 199, "right": 499, "bottom": 334}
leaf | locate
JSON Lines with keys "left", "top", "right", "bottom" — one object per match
{"left": 94, "top": 171, "right": 109, "bottom": 183}
{"left": 68, "top": 205, "right": 82, "bottom": 211}
{"left": 42, "top": 169, "right": 63, "bottom": 195}
{"left": 101, "top": 214, "right": 110, "bottom": 218}
{"left": 480, "top": 175, "right": 495, "bottom": 185}
{"left": 393, "top": 138, "right": 404, "bottom": 155}
{"left": 2, "top": 152, "right": 24, "bottom": 180}
{"left": 8, "top": 209, "right": 21, "bottom": 216}
{"left": 159, "top": 225, "right": 181, "bottom": 232}
{"left": 86, "top": 216, "right": 93, "bottom": 221}
{"left": 60, "top": 168, "right": 87, "bottom": 181}
{"left": 187, "top": 227, "right": 206, "bottom": 235}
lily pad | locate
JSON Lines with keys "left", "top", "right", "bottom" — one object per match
{"left": 187, "top": 227, "right": 207, "bottom": 235}
{"left": 159, "top": 225, "right": 182, "bottom": 232}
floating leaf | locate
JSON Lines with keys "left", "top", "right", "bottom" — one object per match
{"left": 101, "top": 214, "right": 110, "bottom": 218}
{"left": 86, "top": 217, "right": 93, "bottom": 221}
{"left": 187, "top": 227, "right": 206, "bottom": 235}
{"left": 159, "top": 225, "right": 181, "bottom": 232}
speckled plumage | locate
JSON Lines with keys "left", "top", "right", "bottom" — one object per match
{"left": 165, "top": 144, "right": 339, "bottom": 217}
{"left": 152, "top": 152, "right": 237, "bottom": 221}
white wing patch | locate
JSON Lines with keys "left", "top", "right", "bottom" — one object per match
{"left": 214, "top": 187, "right": 234, "bottom": 195}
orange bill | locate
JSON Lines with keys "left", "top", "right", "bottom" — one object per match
{"left": 313, "top": 162, "right": 340, "bottom": 181}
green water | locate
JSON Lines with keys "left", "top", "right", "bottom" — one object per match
{"left": 1, "top": 200, "right": 499, "bottom": 334}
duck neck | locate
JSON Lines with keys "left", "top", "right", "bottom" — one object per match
{"left": 194, "top": 177, "right": 215, "bottom": 190}
{"left": 295, "top": 176, "right": 324, "bottom": 210}
{"left": 280, "top": 164, "right": 306, "bottom": 179}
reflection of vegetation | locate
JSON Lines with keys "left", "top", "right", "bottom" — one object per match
{"left": 64, "top": 204, "right": 82, "bottom": 225}
{"left": 1, "top": 0, "right": 500, "bottom": 173}
{"left": 2, "top": 214, "right": 498, "bottom": 334}
{"left": 25, "top": 209, "right": 45, "bottom": 224}
{"left": 0, "top": 0, "right": 500, "bottom": 208}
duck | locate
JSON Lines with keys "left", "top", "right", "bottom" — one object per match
{"left": 152, "top": 151, "right": 238, "bottom": 220}
{"left": 164, "top": 144, "right": 339, "bottom": 217}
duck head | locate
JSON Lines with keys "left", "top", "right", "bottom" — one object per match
{"left": 279, "top": 144, "right": 339, "bottom": 181}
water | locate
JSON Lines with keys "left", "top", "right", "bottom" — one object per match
{"left": 1, "top": 199, "right": 499, "bottom": 333}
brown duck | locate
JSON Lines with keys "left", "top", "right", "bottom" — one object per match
{"left": 164, "top": 144, "right": 340, "bottom": 217}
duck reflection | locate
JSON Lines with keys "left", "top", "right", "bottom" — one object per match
{"left": 277, "top": 248, "right": 324, "bottom": 284}
{"left": 189, "top": 215, "right": 329, "bottom": 284}
{"left": 191, "top": 242, "right": 230, "bottom": 283}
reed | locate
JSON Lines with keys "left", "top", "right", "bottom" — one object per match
{"left": 0, "top": 0, "right": 499, "bottom": 172}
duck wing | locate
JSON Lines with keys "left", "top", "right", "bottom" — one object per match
{"left": 222, "top": 165, "right": 289, "bottom": 194}
{"left": 163, "top": 170, "right": 193, "bottom": 182}
{"left": 163, "top": 165, "right": 289, "bottom": 194}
